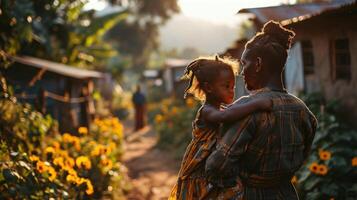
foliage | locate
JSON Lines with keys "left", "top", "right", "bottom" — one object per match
{"left": 0, "top": 0, "right": 127, "bottom": 71}
{"left": 150, "top": 97, "right": 199, "bottom": 158}
{"left": 105, "top": 0, "right": 180, "bottom": 71}
{"left": 0, "top": 98, "right": 128, "bottom": 199}
{"left": 294, "top": 92, "right": 357, "bottom": 200}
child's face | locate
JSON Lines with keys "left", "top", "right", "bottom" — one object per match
{"left": 210, "top": 69, "right": 235, "bottom": 105}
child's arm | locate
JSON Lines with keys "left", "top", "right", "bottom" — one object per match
{"left": 202, "top": 98, "right": 272, "bottom": 123}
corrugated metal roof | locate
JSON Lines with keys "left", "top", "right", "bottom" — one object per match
{"left": 238, "top": 0, "right": 355, "bottom": 25}
{"left": 11, "top": 55, "right": 103, "bottom": 79}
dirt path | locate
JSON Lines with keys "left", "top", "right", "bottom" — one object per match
{"left": 123, "top": 121, "right": 180, "bottom": 200}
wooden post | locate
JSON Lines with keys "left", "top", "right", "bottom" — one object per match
{"left": 38, "top": 88, "right": 46, "bottom": 114}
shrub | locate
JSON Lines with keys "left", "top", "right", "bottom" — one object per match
{"left": 294, "top": 93, "right": 357, "bottom": 200}
{"left": 0, "top": 98, "right": 129, "bottom": 199}
{"left": 150, "top": 97, "right": 199, "bottom": 158}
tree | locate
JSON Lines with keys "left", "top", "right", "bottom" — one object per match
{"left": 0, "top": 0, "right": 127, "bottom": 70}
{"left": 105, "top": 0, "right": 180, "bottom": 71}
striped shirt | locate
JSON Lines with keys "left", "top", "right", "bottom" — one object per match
{"left": 205, "top": 88, "right": 317, "bottom": 200}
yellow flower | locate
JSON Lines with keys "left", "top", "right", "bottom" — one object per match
{"left": 101, "top": 158, "right": 113, "bottom": 170}
{"left": 171, "top": 106, "right": 178, "bottom": 115}
{"left": 66, "top": 174, "right": 77, "bottom": 183}
{"left": 76, "top": 177, "right": 86, "bottom": 186}
{"left": 62, "top": 133, "right": 73, "bottom": 143}
{"left": 36, "top": 161, "right": 47, "bottom": 173}
{"left": 101, "top": 146, "right": 111, "bottom": 155}
{"left": 291, "top": 176, "right": 298, "bottom": 184}
{"left": 85, "top": 180, "right": 94, "bottom": 195}
{"left": 65, "top": 157, "right": 75, "bottom": 168}
{"left": 58, "top": 150, "right": 69, "bottom": 158}
{"left": 76, "top": 156, "right": 91, "bottom": 170}
{"left": 352, "top": 157, "right": 357, "bottom": 166}
{"left": 53, "top": 157, "right": 65, "bottom": 168}
{"left": 319, "top": 149, "right": 331, "bottom": 161}
{"left": 111, "top": 117, "right": 120, "bottom": 125}
{"left": 318, "top": 164, "right": 328, "bottom": 175}
{"left": 155, "top": 114, "right": 164, "bottom": 123}
{"left": 52, "top": 141, "right": 61, "bottom": 150}
{"left": 45, "top": 146, "right": 55, "bottom": 155}
{"left": 94, "top": 118, "right": 101, "bottom": 125}
{"left": 91, "top": 145, "right": 102, "bottom": 156}
{"left": 66, "top": 168, "right": 77, "bottom": 177}
{"left": 185, "top": 97, "right": 196, "bottom": 108}
{"left": 100, "top": 125, "right": 109, "bottom": 132}
{"left": 29, "top": 155, "right": 40, "bottom": 162}
{"left": 73, "top": 138, "right": 81, "bottom": 151}
{"left": 113, "top": 123, "right": 124, "bottom": 138}
{"left": 47, "top": 166, "right": 57, "bottom": 182}
{"left": 88, "top": 141, "right": 97, "bottom": 146}
{"left": 308, "top": 162, "right": 319, "bottom": 174}
{"left": 78, "top": 126, "right": 88, "bottom": 135}
{"left": 109, "top": 142, "right": 116, "bottom": 149}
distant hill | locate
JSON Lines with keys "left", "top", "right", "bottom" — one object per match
{"left": 159, "top": 15, "right": 239, "bottom": 54}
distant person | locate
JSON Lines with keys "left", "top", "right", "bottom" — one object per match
{"left": 132, "top": 85, "right": 146, "bottom": 131}
{"left": 205, "top": 21, "right": 317, "bottom": 199}
{"left": 169, "top": 55, "right": 272, "bottom": 200}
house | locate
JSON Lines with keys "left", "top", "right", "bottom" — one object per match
{"left": 3, "top": 55, "right": 103, "bottom": 133}
{"left": 162, "top": 58, "right": 191, "bottom": 98}
{"left": 231, "top": 0, "right": 357, "bottom": 119}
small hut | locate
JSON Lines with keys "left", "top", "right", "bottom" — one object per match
{"left": 162, "top": 58, "right": 191, "bottom": 98}
{"left": 3, "top": 55, "right": 103, "bottom": 133}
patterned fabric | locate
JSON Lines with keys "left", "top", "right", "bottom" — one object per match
{"left": 169, "top": 106, "right": 243, "bottom": 200}
{"left": 205, "top": 88, "right": 317, "bottom": 200}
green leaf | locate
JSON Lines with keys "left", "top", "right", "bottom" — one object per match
{"left": 2, "top": 169, "right": 20, "bottom": 183}
{"left": 18, "top": 161, "right": 31, "bottom": 171}
{"left": 304, "top": 175, "right": 320, "bottom": 191}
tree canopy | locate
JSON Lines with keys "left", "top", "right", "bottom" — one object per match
{"left": 0, "top": 0, "right": 180, "bottom": 73}
{"left": 0, "top": 0, "right": 129, "bottom": 70}
{"left": 105, "top": 0, "right": 180, "bottom": 71}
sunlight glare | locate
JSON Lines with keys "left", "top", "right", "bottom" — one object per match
{"left": 178, "top": 0, "right": 293, "bottom": 26}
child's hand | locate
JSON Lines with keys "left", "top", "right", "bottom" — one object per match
{"left": 254, "top": 98, "right": 273, "bottom": 111}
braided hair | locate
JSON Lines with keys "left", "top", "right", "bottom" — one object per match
{"left": 181, "top": 55, "right": 239, "bottom": 101}
{"left": 245, "top": 20, "right": 295, "bottom": 71}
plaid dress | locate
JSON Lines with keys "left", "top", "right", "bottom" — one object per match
{"left": 205, "top": 88, "right": 317, "bottom": 200}
{"left": 169, "top": 106, "right": 243, "bottom": 200}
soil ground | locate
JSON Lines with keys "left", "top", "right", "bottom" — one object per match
{"left": 123, "top": 120, "right": 180, "bottom": 200}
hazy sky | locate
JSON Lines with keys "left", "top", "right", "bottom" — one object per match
{"left": 178, "top": 0, "right": 295, "bottom": 26}
{"left": 85, "top": 0, "right": 295, "bottom": 26}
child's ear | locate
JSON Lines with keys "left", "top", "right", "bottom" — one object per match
{"left": 255, "top": 57, "right": 262, "bottom": 73}
{"left": 202, "top": 82, "right": 212, "bottom": 93}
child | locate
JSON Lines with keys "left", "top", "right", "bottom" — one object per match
{"left": 169, "top": 55, "right": 272, "bottom": 200}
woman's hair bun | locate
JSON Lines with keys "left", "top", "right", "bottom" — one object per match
{"left": 262, "top": 20, "right": 295, "bottom": 49}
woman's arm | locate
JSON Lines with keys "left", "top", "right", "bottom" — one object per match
{"left": 202, "top": 98, "right": 272, "bottom": 123}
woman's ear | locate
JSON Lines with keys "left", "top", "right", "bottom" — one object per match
{"left": 255, "top": 57, "right": 262, "bottom": 73}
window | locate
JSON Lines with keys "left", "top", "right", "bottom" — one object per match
{"left": 301, "top": 40, "right": 315, "bottom": 75}
{"left": 331, "top": 38, "right": 351, "bottom": 81}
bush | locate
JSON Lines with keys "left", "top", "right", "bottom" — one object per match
{"left": 0, "top": 98, "right": 129, "bottom": 199}
{"left": 294, "top": 93, "right": 357, "bottom": 199}
{"left": 150, "top": 97, "right": 200, "bottom": 158}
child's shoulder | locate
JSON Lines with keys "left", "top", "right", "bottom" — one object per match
{"left": 199, "top": 104, "right": 219, "bottom": 117}
{"left": 194, "top": 105, "right": 219, "bottom": 129}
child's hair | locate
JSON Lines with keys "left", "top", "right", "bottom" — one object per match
{"left": 245, "top": 20, "right": 295, "bottom": 71}
{"left": 181, "top": 55, "right": 239, "bottom": 101}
